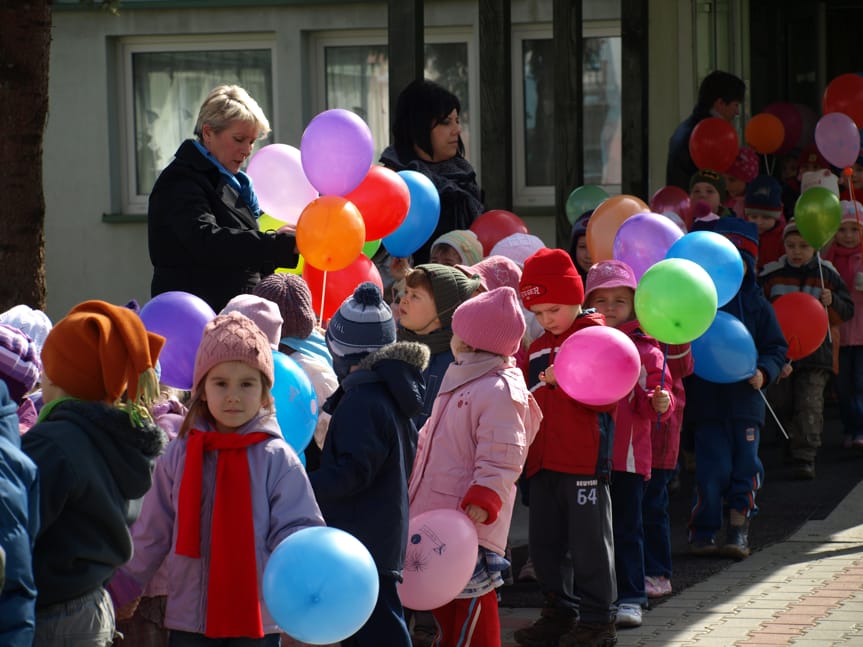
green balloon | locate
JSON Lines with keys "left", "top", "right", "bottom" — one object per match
{"left": 362, "top": 238, "right": 381, "bottom": 258}
{"left": 634, "top": 258, "right": 718, "bottom": 344}
{"left": 794, "top": 187, "right": 842, "bottom": 249}
{"left": 565, "top": 185, "right": 609, "bottom": 225}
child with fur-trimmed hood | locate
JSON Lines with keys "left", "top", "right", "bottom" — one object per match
{"left": 310, "top": 282, "right": 430, "bottom": 647}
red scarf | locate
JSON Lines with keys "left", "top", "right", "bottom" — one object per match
{"left": 176, "top": 429, "right": 271, "bottom": 638}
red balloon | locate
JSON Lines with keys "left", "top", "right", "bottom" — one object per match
{"left": 763, "top": 102, "right": 803, "bottom": 155}
{"left": 823, "top": 73, "right": 863, "bottom": 129}
{"left": 303, "top": 254, "right": 383, "bottom": 325}
{"left": 345, "top": 165, "right": 411, "bottom": 241}
{"left": 650, "top": 185, "right": 693, "bottom": 229}
{"left": 469, "top": 210, "right": 529, "bottom": 256}
{"left": 771, "top": 292, "right": 828, "bottom": 361}
{"left": 689, "top": 117, "right": 740, "bottom": 173}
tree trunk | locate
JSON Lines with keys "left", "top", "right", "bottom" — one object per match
{"left": 0, "top": 1, "right": 51, "bottom": 311}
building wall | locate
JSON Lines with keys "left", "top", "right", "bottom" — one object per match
{"left": 45, "top": 0, "right": 696, "bottom": 320}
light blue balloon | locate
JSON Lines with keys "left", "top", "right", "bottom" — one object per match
{"left": 665, "top": 230, "right": 745, "bottom": 307}
{"left": 691, "top": 311, "right": 757, "bottom": 383}
{"left": 382, "top": 170, "right": 441, "bottom": 257}
{"left": 263, "top": 527, "right": 379, "bottom": 644}
{"left": 271, "top": 351, "right": 318, "bottom": 454}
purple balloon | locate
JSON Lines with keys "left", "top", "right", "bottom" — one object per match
{"left": 815, "top": 112, "right": 860, "bottom": 169}
{"left": 139, "top": 291, "right": 216, "bottom": 390}
{"left": 247, "top": 144, "right": 318, "bottom": 226}
{"left": 613, "top": 212, "right": 684, "bottom": 281}
{"left": 300, "top": 109, "right": 374, "bottom": 196}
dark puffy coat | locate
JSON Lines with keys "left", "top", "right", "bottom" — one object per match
{"left": 148, "top": 140, "right": 299, "bottom": 312}
{"left": 310, "top": 342, "right": 429, "bottom": 576}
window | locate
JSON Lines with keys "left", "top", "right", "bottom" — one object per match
{"left": 513, "top": 24, "right": 622, "bottom": 207}
{"left": 310, "top": 29, "right": 478, "bottom": 171}
{"left": 118, "top": 35, "right": 276, "bottom": 214}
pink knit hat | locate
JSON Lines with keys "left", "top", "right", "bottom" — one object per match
{"left": 0, "top": 323, "right": 42, "bottom": 403}
{"left": 452, "top": 286, "right": 526, "bottom": 356}
{"left": 456, "top": 254, "right": 522, "bottom": 292}
{"left": 489, "top": 233, "right": 547, "bottom": 268}
{"left": 192, "top": 312, "right": 274, "bottom": 395}
{"left": 220, "top": 294, "right": 284, "bottom": 350}
{"left": 584, "top": 260, "right": 637, "bottom": 304}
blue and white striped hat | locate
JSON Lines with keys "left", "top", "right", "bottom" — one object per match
{"left": 325, "top": 282, "right": 395, "bottom": 358}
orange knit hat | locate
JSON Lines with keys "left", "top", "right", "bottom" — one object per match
{"left": 41, "top": 300, "right": 165, "bottom": 410}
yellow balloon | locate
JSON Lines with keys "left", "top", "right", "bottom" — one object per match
{"left": 275, "top": 256, "right": 304, "bottom": 276}
{"left": 258, "top": 213, "right": 289, "bottom": 232}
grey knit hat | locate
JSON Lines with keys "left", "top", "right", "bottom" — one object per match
{"left": 253, "top": 273, "right": 316, "bottom": 340}
{"left": 326, "top": 282, "right": 396, "bottom": 358}
{"left": 413, "top": 263, "right": 483, "bottom": 329}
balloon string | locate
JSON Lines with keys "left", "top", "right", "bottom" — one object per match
{"left": 764, "top": 153, "right": 774, "bottom": 177}
{"left": 319, "top": 270, "right": 328, "bottom": 326}
{"left": 759, "top": 389, "right": 789, "bottom": 440}
{"left": 656, "top": 343, "right": 668, "bottom": 430}
{"left": 816, "top": 252, "right": 832, "bottom": 344}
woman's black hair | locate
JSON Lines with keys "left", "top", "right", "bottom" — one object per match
{"left": 392, "top": 79, "right": 465, "bottom": 161}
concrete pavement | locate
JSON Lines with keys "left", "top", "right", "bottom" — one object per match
{"left": 500, "top": 479, "right": 863, "bottom": 646}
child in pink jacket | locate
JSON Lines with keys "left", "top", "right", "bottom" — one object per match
{"left": 408, "top": 287, "right": 542, "bottom": 647}
{"left": 584, "top": 260, "right": 673, "bottom": 630}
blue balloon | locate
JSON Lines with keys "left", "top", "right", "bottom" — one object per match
{"left": 691, "top": 311, "right": 757, "bottom": 383}
{"left": 665, "top": 231, "right": 744, "bottom": 307}
{"left": 271, "top": 351, "right": 318, "bottom": 454}
{"left": 263, "top": 527, "right": 379, "bottom": 644}
{"left": 382, "top": 170, "right": 441, "bottom": 257}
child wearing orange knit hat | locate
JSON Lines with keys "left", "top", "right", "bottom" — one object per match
{"left": 21, "top": 300, "right": 167, "bottom": 644}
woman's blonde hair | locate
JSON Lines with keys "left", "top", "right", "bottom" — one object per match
{"left": 194, "top": 84, "right": 271, "bottom": 140}
{"left": 177, "top": 371, "right": 275, "bottom": 438}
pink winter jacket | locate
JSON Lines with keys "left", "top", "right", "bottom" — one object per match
{"left": 611, "top": 320, "right": 674, "bottom": 479}
{"left": 408, "top": 352, "right": 542, "bottom": 556}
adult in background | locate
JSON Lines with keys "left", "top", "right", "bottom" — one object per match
{"left": 666, "top": 71, "right": 746, "bottom": 191}
{"left": 380, "top": 79, "right": 485, "bottom": 266}
{"left": 148, "top": 84, "right": 299, "bottom": 313}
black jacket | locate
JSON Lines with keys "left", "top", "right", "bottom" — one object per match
{"left": 148, "top": 140, "right": 299, "bottom": 312}
{"left": 309, "top": 342, "right": 429, "bottom": 576}
{"left": 21, "top": 400, "right": 166, "bottom": 607}
{"left": 665, "top": 106, "right": 712, "bottom": 191}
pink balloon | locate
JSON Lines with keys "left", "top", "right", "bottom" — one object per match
{"left": 398, "top": 509, "right": 478, "bottom": 611}
{"left": 764, "top": 102, "right": 802, "bottom": 155}
{"left": 247, "top": 144, "right": 318, "bottom": 226}
{"left": 815, "top": 112, "right": 861, "bottom": 169}
{"left": 301, "top": 109, "right": 374, "bottom": 196}
{"left": 612, "top": 212, "right": 684, "bottom": 281}
{"left": 794, "top": 103, "right": 818, "bottom": 150}
{"left": 554, "top": 327, "right": 641, "bottom": 406}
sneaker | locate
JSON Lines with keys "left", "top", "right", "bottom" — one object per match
{"left": 689, "top": 536, "right": 719, "bottom": 556}
{"left": 792, "top": 459, "right": 815, "bottom": 480}
{"left": 513, "top": 606, "right": 575, "bottom": 647}
{"left": 615, "top": 604, "right": 642, "bottom": 628}
{"left": 560, "top": 620, "right": 618, "bottom": 647}
{"left": 518, "top": 557, "right": 538, "bottom": 583}
{"left": 644, "top": 575, "right": 672, "bottom": 598}
{"left": 721, "top": 523, "right": 750, "bottom": 560}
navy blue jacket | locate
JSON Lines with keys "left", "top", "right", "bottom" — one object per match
{"left": 148, "top": 139, "right": 299, "bottom": 312}
{"left": 666, "top": 106, "right": 711, "bottom": 191}
{"left": 0, "top": 381, "right": 39, "bottom": 646}
{"left": 685, "top": 251, "right": 789, "bottom": 424}
{"left": 310, "top": 342, "right": 429, "bottom": 576}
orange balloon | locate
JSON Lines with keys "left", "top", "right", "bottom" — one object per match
{"left": 296, "top": 196, "right": 365, "bottom": 271}
{"left": 745, "top": 113, "right": 785, "bottom": 155}
{"left": 587, "top": 195, "right": 649, "bottom": 262}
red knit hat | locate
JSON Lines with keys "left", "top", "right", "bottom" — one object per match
{"left": 452, "top": 286, "right": 526, "bottom": 356}
{"left": 192, "top": 312, "right": 275, "bottom": 396}
{"left": 519, "top": 248, "right": 585, "bottom": 307}
{"left": 41, "top": 300, "right": 165, "bottom": 405}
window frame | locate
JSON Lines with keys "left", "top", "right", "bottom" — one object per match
{"left": 308, "top": 27, "right": 480, "bottom": 177}
{"left": 117, "top": 33, "right": 278, "bottom": 215}
{"left": 511, "top": 21, "right": 621, "bottom": 208}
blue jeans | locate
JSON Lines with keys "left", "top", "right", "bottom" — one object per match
{"left": 610, "top": 471, "right": 647, "bottom": 607}
{"left": 642, "top": 468, "right": 674, "bottom": 580}
{"left": 689, "top": 419, "right": 764, "bottom": 542}
{"left": 838, "top": 346, "right": 863, "bottom": 439}
{"left": 169, "top": 631, "right": 280, "bottom": 646}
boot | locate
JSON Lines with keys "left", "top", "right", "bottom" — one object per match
{"left": 560, "top": 620, "right": 618, "bottom": 647}
{"left": 721, "top": 510, "right": 750, "bottom": 560}
{"left": 513, "top": 603, "right": 576, "bottom": 647}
